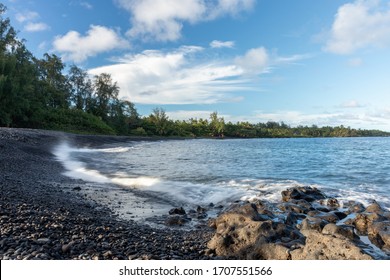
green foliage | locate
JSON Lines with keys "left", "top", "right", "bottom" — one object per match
{"left": 39, "top": 109, "right": 115, "bottom": 135}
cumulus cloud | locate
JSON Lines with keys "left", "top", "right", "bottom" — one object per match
{"left": 89, "top": 46, "right": 245, "bottom": 104}
{"left": 53, "top": 25, "right": 130, "bottom": 62}
{"left": 235, "top": 47, "right": 269, "bottom": 75}
{"left": 88, "top": 45, "right": 307, "bottom": 105}
{"left": 210, "top": 40, "right": 235, "bottom": 48}
{"left": 116, "top": 0, "right": 255, "bottom": 41}
{"left": 324, "top": 0, "right": 390, "bottom": 54}
{"left": 24, "top": 22, "right": 50, "bottom": 32}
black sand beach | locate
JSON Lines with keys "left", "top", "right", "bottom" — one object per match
{"left": 0, "top": 128, "right": 213, "bottom": 260}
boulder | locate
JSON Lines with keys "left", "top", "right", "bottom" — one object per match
{"left": 352, "top": 212, "right": 386, "bottom": 235}
{"left": 368, "top": 221, "right": 390, "bottom": 249}
{"left": 165, "top": 215, "right": 191, "bottom": 226}
{"left": 281, "top": 186, "right": 326, "bottom": 202}
{"left": 322, "top": 223, "right": 358, "bottom": 241}
{"left": 207, "top": 204, "right": 303, "bottom": 259}
{"left": 365, "top": 201, "right": 384, "bottom": 214}
{"left": 290, "top": 230, "right": 373, "bottom": 260}
{"left": 299, "top": 216, "right": 327, "bottom": 232}
{"left": 169, "top": 207, "right": 186, "bottom": 215}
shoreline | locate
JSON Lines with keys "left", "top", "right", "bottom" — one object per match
{"left": 1, "top": 128, "right": 390, "bottom": 260}
{"left": 0, "top": 128, "right": 213, "bottom": 260}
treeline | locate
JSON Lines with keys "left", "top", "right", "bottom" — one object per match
{"left": 1, "top": 5, "right": 389, "bottom": 138}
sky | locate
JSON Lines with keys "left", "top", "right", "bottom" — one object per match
{"left": 4, "top": 0, "right": 390, "bottom": 130}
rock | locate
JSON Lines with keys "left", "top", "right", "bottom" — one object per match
{"left": 285, "top": 212, "right": 306, "bottom": 226}
{"left": 365, "top": 201, "right": 384, "bottom": 214}
{"left": 196, "top": 206, "right": 206, "bottom": 214}
{"left": 291, "top": 230, "right": 373, "bottom": 260}
{"left": 165, "top": 215, "right": 191, "bottom": 226}
{"left": 322, "top": 223, "right": 358, "bottom": 240}
{"left": 368, "top": 221, "right": 390, "bottom": 249}
{"left": 61, "top": 242, "right": 74, "bottom": 253}
{"left": 169, "top": 207, "right": 186, "bottom": 215}
{"left": 281, "top": 186, "right": 326, "bottom": 202}
{"left": 73, "top": 186, "right": 81, "bottom": 191}
{"left": 344, "top": 201, "right": 366, "bottom": 214}
{"left": 207, "top": 204, "right": 303, "bottom": 259}
{"left": 278, "top": 203, "right": 307, "bottom": 214}
{"left": 36, "top": 238, "right": 50, "bottom": 244}
{"left": 352, "top": 212, "right": 386, "bottom": 235}
{"left": 299, "top": 217, "right": 328, "bottom": 232}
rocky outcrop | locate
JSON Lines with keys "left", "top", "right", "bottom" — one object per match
{"left": 207, "top": 186, "right": 390, "bottom": 260}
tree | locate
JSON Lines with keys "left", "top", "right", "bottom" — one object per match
{"left": 35, "top": 53, "right": 70, "bottom": 109}
{"left": 210, "top": 111, "right": 225, "bottom": 138}
{"left": 149, "top": 107, "right": 169, "bottom": 136}
{"left": 92, "top": 73, "right": 119, "bottom": 121}
{"left": 68, "top": 65, "right": 93, "bottom": 111}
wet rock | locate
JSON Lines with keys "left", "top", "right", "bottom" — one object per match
{"left": 365, "top": 201, "right": 384, "bottom": 214}
{"left": 278, "top": 203, "right": 307, "bottom": 214}
{"left": 291, "top": 230, "right": 373, "bottom": 260}
{"left": 352, "top": 212, "right": 386, "bottom": 235}
{"left": 169, "top": 207, "right": 186, "bottom": 215}
{"left": 368, "top": 221, "right": 390, "bottom": 249}
{"left": 281, "top": 186, "right": 326, "bottom": 202}
{"left": 165, "top": 215, "right": 191, "bottom": 226}
{"left": 73, "top": 186, "right": 81, "bottom": 191}
{"left": 344, "top": 201, "right": 366, "bottom": 214}
{"left": 285, "top": 212, "right": 306, "bottom": 226}
{"left": 299, "top": 216, "right": 327, "bottom": 232}
{"left": 322, "top": 223, "right": 358, "bottom": 240}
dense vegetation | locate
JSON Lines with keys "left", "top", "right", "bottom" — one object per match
{"left": 1, "top": 5, "right": 389, "bottom": 138}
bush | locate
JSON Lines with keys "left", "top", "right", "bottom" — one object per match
{"left": 39, "top": 109, "right": 115, "bottom": 135}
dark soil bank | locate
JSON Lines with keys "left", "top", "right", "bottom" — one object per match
{"left": 1, "top": 128, "right": 390, "bottom": 260}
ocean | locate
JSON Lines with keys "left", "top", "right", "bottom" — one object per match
{"left": 54, "top": 137, "right": 390, "bottom": 223}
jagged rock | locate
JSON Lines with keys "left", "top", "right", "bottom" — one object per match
{"left": 368, "top": 221, "right": 390, "bottom": 249}
{"left": 207, "top": 204, "right": 303, "bottom": 258}
{"left": 352, "top": 212, "right": 386, "bottom": 235}
{"left": 165, "top": 215, "right": 191, "bottom": 226}
{"left": 307, "top": 211, "right": 340, "bottom": 223}
{"left": 278, "top": 203, "right": 307, "bottom": 214}
{"left": 299, "top": 216, "right": 327, "bottom": 232}
{"left": 281, "top": 186, "right": 326, "bottom": 202}
{"left": 285, "top": 212, "right": 306, "bottom": 226}
{"left": 169, "top": 207, "right": 186, "bottom": 215}
{"left": 344, "top": 201, "right": 366, "bottom": 214}
{"left": 322, "top": 223, "right": 358, "bottom": 240}
{"left": 365, "top": 201, "right": 384, "bottom": 214}
{"left": 290, "top": 230, "right": 373, "bottom": 260}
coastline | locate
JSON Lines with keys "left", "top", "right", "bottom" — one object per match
{"left": 0, "top": 128, "right": 213, "bottom": 260}
{"left": 1, "top": 128, "right": 390, "bottom": 260}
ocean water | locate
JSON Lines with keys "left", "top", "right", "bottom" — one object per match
{"left": 54, "top": 137, "right": 390, "bottom": 221}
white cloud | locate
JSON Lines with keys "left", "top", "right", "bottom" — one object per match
{"left": 340, "top": 100, "right": 365, "bottom": 108}
{"left": 15, "top": 11, "right": 39, "bottom": 23}
{"left": 24, "top": 22, "right": 50, "bottom": 32}
{"left": 210, "top": 40, "right": 235, "bottom": 48}
{"left": 235, "top": 47, "right": 269, "bottom": 75}
{"left": 116, "top": 0, "right": 255, "bottom": 41}
{"left": 88, "top": 45, "right": 307, "bottom": 105}
{"left": 89, "top": 46, "right": 245, "bottom": 104}
{"left": 325, "top": 0, "right": 390, "bottom": 54}
{"left": 53, "top": 25, "right": 130, "bottom": 63}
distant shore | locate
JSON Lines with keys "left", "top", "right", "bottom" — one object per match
{"left": 1, "top": 128, "right": 390, "bottom": 260}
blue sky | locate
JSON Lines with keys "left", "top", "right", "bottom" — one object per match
{"left": 4, "top": 0, "right": 390, "bottom": 130}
